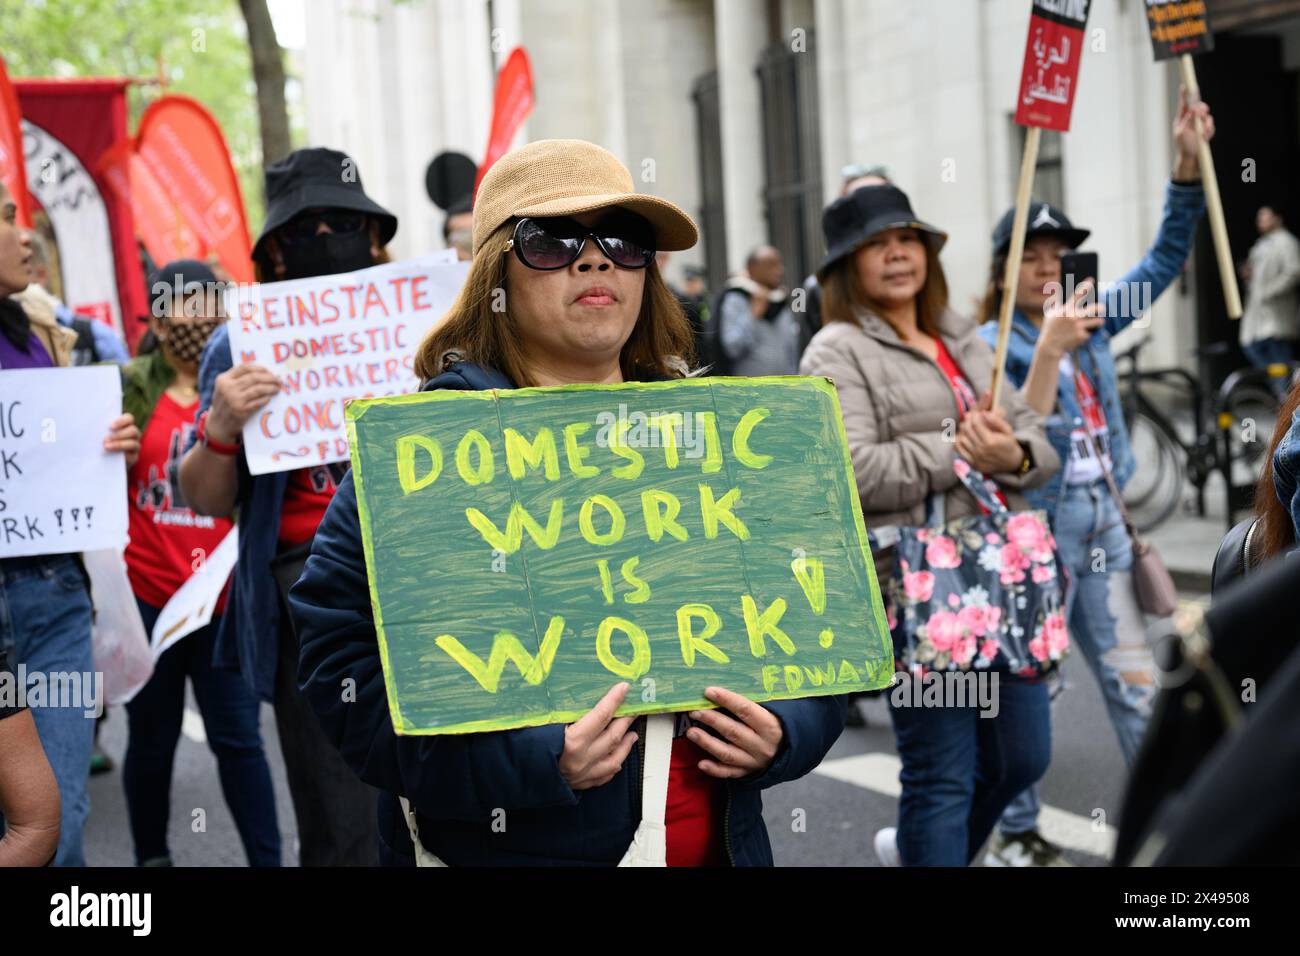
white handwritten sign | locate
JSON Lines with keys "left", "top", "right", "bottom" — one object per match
{"left": 0, "top": 367, "right": 129, "bottom": 558}
{"left": 226, "top": 253, "right": 470, "bottom": 475}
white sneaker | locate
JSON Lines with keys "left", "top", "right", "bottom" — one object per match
{"left": 873, "top": 827, "right": 902, "bottom": 866}
{"left": 983, "top": 830, "right": 1072, "bottom": 867}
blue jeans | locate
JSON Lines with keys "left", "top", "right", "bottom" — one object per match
{"left": 888, "top": 676, "right": 1051, "bottom": 865}
{"left": 124, "top": 599, "right": 281, "bottom": 866}
{"left": 0, "top": 555, "right": 95, "bottom": 866}
{"left": 1000, "top": 480, "right": 1153, "bottom": 835}
{"left": 1242, "top": 337, "right": 1295, "bottom": 370}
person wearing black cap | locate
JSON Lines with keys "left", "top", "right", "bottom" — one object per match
{"left": 178, "top": 148, "right": 396, "bottom": 866}
{"left": 800, "top": 184, "right": 1060, "bottom": 867}
{"left": 974, "top": 89, "right": 1213, "bottom": 868}
{"left": 120, "top": 261, "right": 280, "bottom": 866}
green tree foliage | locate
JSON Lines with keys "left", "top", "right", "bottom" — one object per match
{"left": 1, "top": 0, "right": 272, "bottom": 231}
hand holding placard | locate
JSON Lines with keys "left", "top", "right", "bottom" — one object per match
{"left": 225, "top": 254, "right": 470, "bottom": 475}
{"left": 347, "top": 377, "right": 894, "bottom": 736}
{"left": 1142, "top": 1, "right": 1239, "bottom": 319}
{"left": 0, "top": 367, "right": 129, "bottom": 559}
{"left": 560, "top": 682, "right": 639, "bottom": 790}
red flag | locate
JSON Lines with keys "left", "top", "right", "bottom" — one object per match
{"left": 134, "top": 95, "right": 253, "bottom": 282}
{"left": 99, "top": 138, "right": 206, "bottom": 268}
{"left": 0, "top": 54, "right": 31, "bottom": 228}
{"left": 1014, "top": 0, "right": 1092, "bottom": 133}
{"left": 17, "top": 77, "right": 146, "bottom": 343}
{"left": 474, "top": 48, "right": 534, "bottom": 198}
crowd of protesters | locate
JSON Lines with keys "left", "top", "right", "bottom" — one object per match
{"left": 5, "top": 80, "right": 1300, "bottom": 868}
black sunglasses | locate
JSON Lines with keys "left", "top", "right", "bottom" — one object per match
{"left": 280, "top": 209, "right": 368, "bottom": 243}
{"left": 505, "top": 213, "right": 656, "bottom": 271}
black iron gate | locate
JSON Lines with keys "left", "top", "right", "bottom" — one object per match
{"left": 692, "top": 69, "right": 728, "bottom": 293}
{"left": 756, "top": 31, "right": 823, "bottom": 285}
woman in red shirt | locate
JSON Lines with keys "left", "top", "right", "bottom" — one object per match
{"left": 120, "top": 261, "right": 279, "bottom": 866}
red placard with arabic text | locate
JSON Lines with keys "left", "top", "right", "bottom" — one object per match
{"left": 1014, "top": 0, "right": 1092, "bottom": 133}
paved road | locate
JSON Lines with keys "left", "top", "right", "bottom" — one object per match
{"left": 86, "top": 600, "right": 1198, "bottom": 866}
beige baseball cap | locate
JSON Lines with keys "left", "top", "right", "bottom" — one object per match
{"left": 472, "top": 139, "right": 699, "bottom": 257}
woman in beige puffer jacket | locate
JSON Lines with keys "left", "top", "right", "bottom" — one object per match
{"left": 800, "top": 184, "right": 1060, "bottom": 868}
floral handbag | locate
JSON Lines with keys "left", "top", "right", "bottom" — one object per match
{"left": 875, "top": 460, "right": 1069, "bottom": 676}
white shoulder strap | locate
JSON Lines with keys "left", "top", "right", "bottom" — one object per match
{"left": 402, "top": 711, "right": 676, "bottom": 868}
{"left": 399, "top": 795, "right": 448, "bottom": 868}
{"left": 618, "top": 713, "right": 675, "bottom": 867}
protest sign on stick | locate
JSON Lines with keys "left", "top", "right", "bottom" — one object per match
{"left": 347, "top": 377, "right": 895, "bottom": 735}
{"left": 226, "top": 253, "right": 469, "bottom": 475}
{"left": 0, "top": 367, "right": 128, "bottom": 559}
{"left": 1143, "top": 1, "right": 1240, "bottom": 319}
{"left": 992, "top": 0, "right": 1093, "bottom": 408}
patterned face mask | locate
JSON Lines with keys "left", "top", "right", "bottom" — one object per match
{"left": 162, "top": 317, "right": 220, "bottom": 364}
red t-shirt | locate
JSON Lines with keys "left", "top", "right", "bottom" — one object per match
{"left": 278, "top": 463, "right": 349, "bottom": 548}
{"left": 932, "top": 338, "right": 1009, "bottom": 510}
{"left": 665, "top": 734, "right": 726, "bottom": 867}
{"left": 126, "top": 393, "right": 234, "bottom": 611}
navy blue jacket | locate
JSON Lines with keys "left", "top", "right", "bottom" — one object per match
{"left": 188, "top": 323, "right": 291, "bottom": 701}
{"left": 289, "top": 360, "right": 847, "bottom": 866}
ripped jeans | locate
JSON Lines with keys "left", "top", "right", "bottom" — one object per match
{"left": 998, "top": 480, "right": 1155, "bottom": 836}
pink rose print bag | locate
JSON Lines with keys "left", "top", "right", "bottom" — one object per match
{"left": 874, "top": 460, "right": 1069, "bottom": 677}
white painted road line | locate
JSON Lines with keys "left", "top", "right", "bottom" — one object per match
{"left": 813, "top": 752, "right": 1117, "bottom": 860}
{"left": 182, "top": 707, "right": 207, "bottom": 744}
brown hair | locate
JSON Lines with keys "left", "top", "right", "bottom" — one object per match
{"left": 413, "top": 220, "right": 695, "bottom": 386}
{"left": 975, "top": 251, "right": 1009, "bottom": 328}
{"left": 819, "top": 233, "right": 949, "bottom": 338}
{"left": 1252, "top": 382, "right": 1300, "bottom": 562}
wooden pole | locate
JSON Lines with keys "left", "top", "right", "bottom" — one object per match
{"left": 990, "top": 125, "right": 1041, "bottom": 410}
{"left": 1179, "top": 53, "right": 1242, "bottom": 320}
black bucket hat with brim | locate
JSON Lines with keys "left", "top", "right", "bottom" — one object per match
{"left": 817, "top": 184, "right": 948, "bottom": 279}
{"left": 253, "top": 147, "right": 398, "bottom": 259}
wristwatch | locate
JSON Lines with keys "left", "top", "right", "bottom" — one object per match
{"left": 196, "top": 410, "right": 242, "bottom": 456}
{"left": 1016, "top": 441, "right": 1034, "bottom": 477}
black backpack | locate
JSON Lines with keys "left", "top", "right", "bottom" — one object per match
{"left": 1114, "top": 553, "right": 1300, "bottom": 864}
{"left": 69, "top": 317, "right": 101, "bottom": 367}
{"left": 698, "top": 286, "right": 749, "bottom": 376}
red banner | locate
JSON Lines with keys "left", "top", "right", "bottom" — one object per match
{"left": 1014, "top": 0, "right": 1092, "bottom": 132}
{"left": 16, "top": 78, "right": 143, "bottom": 343}
{"left": 99, "top": 138, "right": 205, "bottom": 269}
{"left": 474, "top": 47, "right": 534, "bottom": 198}
{"left": 134, "top": 95, "right": 253, "bottom": 282}
{"left": 0, "top": 54, "right": 31, "bottom": 228}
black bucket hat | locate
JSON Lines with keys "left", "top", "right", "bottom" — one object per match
{"left": 992, "top": 200, "right": 1090, "bottom": 256}
{"left": 253, "top": 148, "right": 398, "bottom": 259}
{"left": 817, "top": 185, "right": 947, "bottom": 278}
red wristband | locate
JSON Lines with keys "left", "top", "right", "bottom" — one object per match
{"left": 197, "top": 410, "right": 242, "bottom": 456}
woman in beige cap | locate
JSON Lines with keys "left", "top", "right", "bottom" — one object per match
{"left": 289, "top": 139, "right": 847, "bottom": 867}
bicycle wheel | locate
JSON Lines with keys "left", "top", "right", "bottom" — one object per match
{"left": 1222, "top": 382, "right": 1279, "bottom": 469}
{"left": 1122, "top": 411, "right": 1184, "bottom": 532}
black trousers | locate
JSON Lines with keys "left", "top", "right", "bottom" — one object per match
{"left": 272, "top": 545, "right": 379, "bottom": 866}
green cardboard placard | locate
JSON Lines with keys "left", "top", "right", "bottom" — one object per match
{"left": 346, "top": 376, "right": 893, "bottom": 735}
